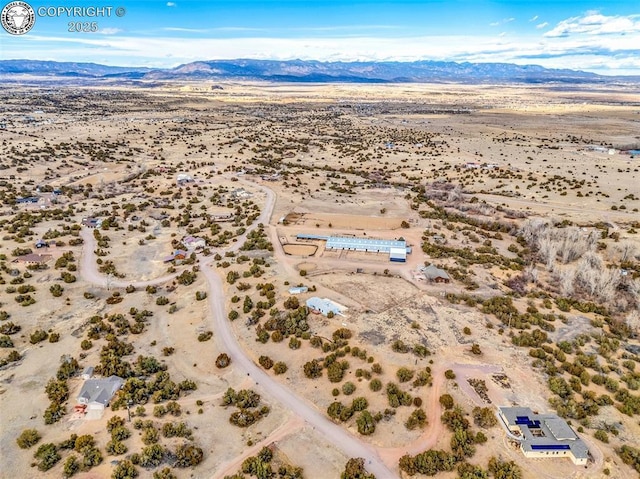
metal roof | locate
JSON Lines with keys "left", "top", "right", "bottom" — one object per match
{"left": 499, "top": 406, "right": 589, "bottom": 460}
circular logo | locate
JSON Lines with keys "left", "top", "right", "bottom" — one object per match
{"left": 1, "top": 1, "right": 35, "bottom": 35}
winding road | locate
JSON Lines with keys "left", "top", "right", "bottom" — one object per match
{"left": 78, "top": 177, "right": 399, "bottom": 478}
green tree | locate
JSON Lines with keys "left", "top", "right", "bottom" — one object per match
{"left": 139, "top": 444, "right": 166, "bottom": 468}
{"left": 273, "top": 362, "right": 288, "bottom": 375}
{"left": 356, "top": 410, "right": 376, "bottom": 435}
{"left": 488, "top": 457, "right": 523, "bottom": 479}
{"left": 34, "top": 443, "right": 61, "bottom": 471}
{"left": 16, "top": 428, "right": 41, "bottom": 449}
{"left": 153, "top": 468, "right": 177, "bottom": 479}
{"left": 396, "top": 367, "right": 415, "bottom": 383}
{"left": 341, "top": 457, "right": 375, "bottom": 479}
{"left": 112, "top": 459, "right": 138, "bottom": 479}
{"left": 174, "top": 443, "right": 204, "bottom": 467}
{"left": 63, "top": 454, "right": 81, "bottom": 477}
{"left": 472, "top": 407, "right": 498, "bottom": 428}
{"left": 439, "top": 394, "right": 455, "bottom": 410}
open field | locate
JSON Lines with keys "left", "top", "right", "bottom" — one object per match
{"left": 0, "top": 82, "right": 639, "bottom": 479}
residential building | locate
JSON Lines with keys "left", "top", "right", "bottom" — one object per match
{"left": 77, "top": 375, "right": 124, "bottom": 419}
{"left": 81, "top": 217, "right": 102, "bottom": 228}
{"left": 14, "top": 253, "right": 52, "bottom": 264}
{"left": 498, "top": 406, "right": 589, "bottom": 466}
{"left": 421, "top": 264, "right": 451, "bottom": 283}
{"left": 306, "top": 297, "right": 346, "bottom": 317}
{"left": 182, "top": 235, "right": 206, "bottom": 251}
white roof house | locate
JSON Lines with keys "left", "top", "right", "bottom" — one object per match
{"left": 288, "top": 286, "right": 308, "bottom": 294}
{"left": 306, "top": 297, "right": 346, "bottom": 317}
{"left": 182, "top": 235, "right": 206, "bottom": 251}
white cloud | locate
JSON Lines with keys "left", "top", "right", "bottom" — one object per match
{"left": 99, "top": 28, "right": 122, "bottom": 35}
{"left": 536, "top": 22, "right": 548, "bottom": 29}
{"left": 163, "top": 27, "right": 208, "bottom": 33}
{"left": 490, "top": 17, "right": 515, "bottom": 27}
{"left": 5, "top": 18, "right": 640, "bottom": 75}
{"left": 545, "top": 12, "right": 640, "bottom": 37}
{"left": 166, "top": 2, "right": 176, "bottom": 7}
{"left": 499, "top": 32, "right": 507, "bottom": 37}
{"left": 529, "top": 15, "right": 539, "bottom": 22}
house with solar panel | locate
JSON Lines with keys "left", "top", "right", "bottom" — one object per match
{"left": 498, "top": 406, "right": 589, "bottom": 465}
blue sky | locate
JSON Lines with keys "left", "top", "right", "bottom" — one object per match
{"left": 1, "top": 0, "right": 640, "bottom": 74}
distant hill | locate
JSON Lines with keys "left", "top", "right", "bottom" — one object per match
{"left": 0, "top": 59, "right": 151, "bottom": 76}
{"left": 1, "top": 58, "right": 636, "bottom": 84}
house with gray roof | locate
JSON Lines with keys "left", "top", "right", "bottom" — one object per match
{"left": 498, "top": 406, "right": 589, "bottom": 465}
{"left": 77, "top": 375, "right": 124, "bottom": 415}
{"left": 421, "top": 264, "right": 451, "bottom": 283}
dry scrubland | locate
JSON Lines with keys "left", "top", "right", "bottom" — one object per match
{"left": 0, "top": 82, "right": 639, "bottom": 479}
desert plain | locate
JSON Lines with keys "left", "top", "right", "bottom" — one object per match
{"left": 0, "top": 81, "right": 639, "bottom": 479}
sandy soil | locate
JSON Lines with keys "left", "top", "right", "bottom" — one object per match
{"left": 1, "top": 82, "right": 639, "bottom": 479}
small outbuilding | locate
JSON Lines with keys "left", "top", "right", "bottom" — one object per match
{"left": 288, "top": 286, "right": 308, "bottom": 294}
{"left": 389, "top": 247, "right": 407, "bottom": 262}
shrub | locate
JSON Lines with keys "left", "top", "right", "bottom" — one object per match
{"left": 444, "top": 369, "right": 456, "bottom": 379}
{"left": 342, "top": 382, "right": 356, "bottom": 395}
{"left": 50, "top": 284, "right": 64, "bottom": 297}
{"left": 174, "top": 443, "right": 204, "bottom": 468}
{"left": 16, "top": 428, "right": 40, "bottom": 449}
{"left": 216, "top": 353, "right": 231, "bottom": 368}
{"left": 594, "top": 429, "right": 609, "bottom": 443}
{"left": 195, "top": 291, "right": 207, "bottom": 301}
{"left": 369, "top": 379, "right": 382, "bottom": 392}
{"left": 29, "top": 329, "right": 49, "bottom": 344}
{"left": 439, "top": 394, "right": 454, "bottom": 410}
{"left": 472, "top": 406, "right": 498, "bottom": 428}
{"left": 405, "top": 408, "right": 428, "bottom": 430}
{"left": 273, "top": 362, "right": 288, "bottom": 375}
{"left": 396, "top": 367, "right": 415, "bottom": 383}
{"left": 356, "top": 410, "right": 376, "bottom": 435}
{"left": 258, "top": 355, "right": 274, "bottom": 370}
{"left": 197, "top": 331, "right": 213, "bottom": 342}
{"left": 34, "top": 443, "right": 61, "bottom": 471}
{"left": 112, "top": 460, "right": 138, "bottom": 479}
{"left": 303, "top": 359, "right": 323, "bottom": 379}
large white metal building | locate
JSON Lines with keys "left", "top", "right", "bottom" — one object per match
{"left": 296, "top": 234, "right": 410, "bottom": 262}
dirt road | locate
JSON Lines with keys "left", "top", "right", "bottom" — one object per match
{"left": 78, "top": 177, "right": 399, "bottom": 478}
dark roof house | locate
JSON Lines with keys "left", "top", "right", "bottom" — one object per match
{"left": 77, "top": 375, "right": 124, "bottom": 407}
{"left": 421, "top": 264, "right": 451, "bottom": 283}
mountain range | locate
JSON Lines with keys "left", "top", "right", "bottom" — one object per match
{"left": 1, "top": 59, "right": 637, "bottom": 84}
